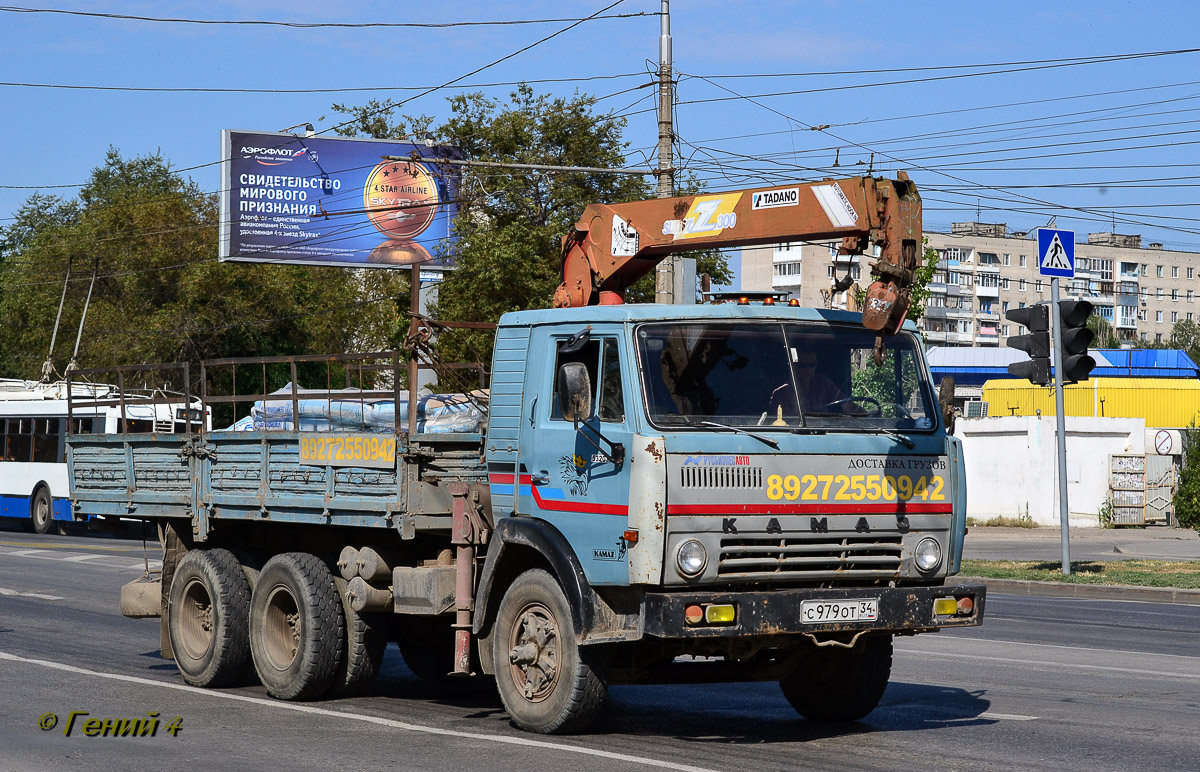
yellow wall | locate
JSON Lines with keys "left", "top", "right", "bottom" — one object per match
{"left": 980, "top": 377, "right": 1200, "bottom": 427}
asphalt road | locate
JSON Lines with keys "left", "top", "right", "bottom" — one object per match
{"left": 2, "top": 523, "right": 1199, "bottom": 772}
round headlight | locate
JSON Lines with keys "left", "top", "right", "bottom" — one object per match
{"left": 676, "top": 539, "right": 708, "bottom": 578}
{"left": 914, "top": 537, "right": 943, "bottom": 573}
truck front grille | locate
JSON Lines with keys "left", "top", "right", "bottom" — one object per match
{"left": 717, "top": 534, "right": 903, "bottom": 582}
{"left": 679, "top": 465, "right": 763, "bottom": 489}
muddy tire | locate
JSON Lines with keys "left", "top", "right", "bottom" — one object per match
{"left": 492, "top": 569, "right": 606, "bottom": 734}
{"left": 30, "top": 487, "right": 54, "bottom": 535}
{"left": 167, "top": 548, "right": 252, "bottom": 688}
{"left": 780, "top": 634, "right": 893, "bottom": 722}
{"left": 250, "top": 552, "right": 345, "bottom": 701}
{"left": 328, "top": 595, "right": 386, "bottom": 697}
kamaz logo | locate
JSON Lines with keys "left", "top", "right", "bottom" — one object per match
{"left": 752, "top": 188, "right": 799, "bottom": 210}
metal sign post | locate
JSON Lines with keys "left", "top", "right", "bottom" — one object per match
{"left": 1050, "top": 278, "right": 1071, "bottom": 575}
{"left": 1038, "top": 227, "right": 1076, "bottom": 576}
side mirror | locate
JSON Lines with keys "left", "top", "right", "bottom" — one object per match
{"left": 558, "top": 362, "right": 593, "bottom": 423}
{"left": 938, "top": 376, "right": 956, "bottom": 433}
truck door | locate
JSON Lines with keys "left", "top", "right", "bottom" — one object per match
{"left": 518, "top": 329, "right": 634, "bottom": 585}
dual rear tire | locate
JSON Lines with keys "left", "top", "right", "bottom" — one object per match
{"left": 168, "top": 549, "right": 382, "bottom": 701}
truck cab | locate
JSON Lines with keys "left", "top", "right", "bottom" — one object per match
{"left": 477, "top": 302, "right": 981, "bottom": 730}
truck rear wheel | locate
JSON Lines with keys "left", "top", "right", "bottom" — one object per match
{"left": 249, "top": 552, "right": 345, "bottom": 701}
{"left": 30, "top": 487, "right": 54, "bottom": 535}
{"left": 780, "top": 634, "right": 893, "bottom": 722}
{"left": 329, "top": 602, "right": 386, "bottom": 697}
{"left": 492, "top": 569, "right": 606, "bottom": 734}
{"left": 167, "top": 548, "right": 251, "bottom": 688}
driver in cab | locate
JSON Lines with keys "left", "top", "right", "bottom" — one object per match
{"left": 767, "top": 346, "right": 850, "bottom": 421}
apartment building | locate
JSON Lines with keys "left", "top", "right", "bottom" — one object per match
{"left": 742, "top": 222, "right": 1200, "bottom": 347}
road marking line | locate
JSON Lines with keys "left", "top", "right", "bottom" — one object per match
{"left": 882, "top": 702, "right": 1038, "bottom": 721}
{"left": 0, "top": 588, "right": 64, "bottom": 601}
{"left": 0, "top": 547, "right": 156, "bottom": 571}
{"left": 0, "top": 651, "right": 721, "bottom": 772}
{"left": 0, "top": 539, "right": 149, "bottom": 552}
{"left": 937, "top": 637, "right": 1200, "bottom": 663}
{"left": 898, "top": 647, "right": 1200, "bottom": 681}
{"left": 979, "top": 711, "right": 1039, "bottom": 721}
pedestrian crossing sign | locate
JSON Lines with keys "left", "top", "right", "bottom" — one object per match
{"left": 1037, "top": 228, "right": 1075, "bottom": 278}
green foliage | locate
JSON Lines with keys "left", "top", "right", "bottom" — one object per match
{"left": 331, "top": 87, "right": 730, "bottom": 363}
{"left": 1168, "top": 318, "right": 1200, "bottom": 367}
{"left": 961, "top": 559, "right": 1200, "bottom": 588}
{"left": 1087, "top": 314, "right": 1121, "bottom": 349}
{"left": 1175, "top": 422, "right": 1200, "bottom": 531}
{"left": 0, "top": 149, "right": 403, "bottom": 388}
{"left": 964, "top": 514, "right": 1036, "bottom": 528}
{"left": 905, "top": 240, "right": 941, "bottom": 325}
{"left": 852, "top": 238, "right": 938, "bottom": 324}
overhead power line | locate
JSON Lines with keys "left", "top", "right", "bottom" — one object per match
{"left": 0, "top": 72, "right": 643, "bottom": 95}
{"left": 0, "top": 6, "right": 656, "bottom": 28}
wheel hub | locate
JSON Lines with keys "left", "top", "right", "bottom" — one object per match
{"left": 507, "top": 605, "right": 560, "bottom": 702}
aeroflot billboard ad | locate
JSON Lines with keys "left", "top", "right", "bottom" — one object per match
{"left": 219, "top": 130, "right": 461, "bottom": 269}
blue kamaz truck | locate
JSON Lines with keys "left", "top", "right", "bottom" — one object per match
{"left": 68, "top": 176, "right": 984, "bottom": 734}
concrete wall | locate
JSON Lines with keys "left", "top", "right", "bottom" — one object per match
{"left": 956, "top": 416, "right": 1145, "bottom": 527}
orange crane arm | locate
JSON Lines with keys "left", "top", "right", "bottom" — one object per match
{"left": 553, "top": 173, "right": 922, "bottom": 336}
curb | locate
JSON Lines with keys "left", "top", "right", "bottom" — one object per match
{"left": 959, "top": 575, "right": 1200, "bottom": 606}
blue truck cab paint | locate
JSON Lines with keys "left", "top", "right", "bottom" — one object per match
{"left": 485, "top": 303, "right": 976, "bottom": 593}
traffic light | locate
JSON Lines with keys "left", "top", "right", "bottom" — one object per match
{"left": 1005, "top": 304, "right": 1051, "bottom": 385}
{"left": 1058, "top": 299, "right": 1096, "bottom": 383}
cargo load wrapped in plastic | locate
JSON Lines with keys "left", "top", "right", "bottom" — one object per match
{"left": 227, "top": 384, "right": 486, "bottom": 434}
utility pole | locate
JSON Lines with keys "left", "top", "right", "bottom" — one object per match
{"left": 654, "top": 0, "right": 676, "bottom": 303}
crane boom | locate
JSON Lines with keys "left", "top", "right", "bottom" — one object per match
{"left": 553, "top": 173, "right": 922, "bottom": 339}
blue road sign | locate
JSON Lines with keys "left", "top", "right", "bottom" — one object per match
{"left": 1037, "top": 228, "right": 1075, "bottom": 278}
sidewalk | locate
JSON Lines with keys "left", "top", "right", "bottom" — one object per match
{"left": 959, "top": 525, "right": 1200, "bottom": 605}
{"left": 963, "top": 525, "right": 1200, "bottom": 562}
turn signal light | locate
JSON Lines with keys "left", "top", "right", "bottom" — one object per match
{"left": 934, "top": 597, "right": 958, "bottom": 616}
{"left": 684, "top": 605, "right": 704, "bottom": 625}
{"left": 956, "top": 596, "right": 974, "bottom": 616}
{"left": 623, "top": 529, "right": 639, "bottom": 545}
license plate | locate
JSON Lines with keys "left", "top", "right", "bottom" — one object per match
{"left": 801, "top": 599, "right": 879, "bottom": 624}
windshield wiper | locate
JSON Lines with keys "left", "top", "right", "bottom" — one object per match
{"left": 697, "top": 420, "right": 780, "bottom": 449}
{"left": 834, "top": 413, "right": 916, "bottom": 449}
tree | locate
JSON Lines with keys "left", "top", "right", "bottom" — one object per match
{"left": 0, "top": 149, "right": 402, "bottom": 392}
{"left": 853, "top": 239, "right": 939, "bottom": 325}
{"left": 1087, "top": 314, "right": 1121, "bottom": 349}
{"left": 1168, "top": 318, "right": 1200, "bottom": 366}
{"left": 1175, "top": 422, "right": 1200, "bottom": 532}
{"left": 331, "top": 87, "right": 730, "bottom": 363}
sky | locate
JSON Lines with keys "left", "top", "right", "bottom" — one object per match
{"left": 3, "top": 0, "right": 1200, "bottom": 276}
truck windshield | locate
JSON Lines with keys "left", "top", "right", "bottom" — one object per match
{"left": 636, "top": 322, "right": 936, "bottom": 432}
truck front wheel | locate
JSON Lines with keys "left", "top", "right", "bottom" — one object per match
{"left": 780, "top": 634, "right": 893, "bottom": 722}
{"left": 492, "top": 569, "right": 607, "bottom": 734}
{"left": 249, "top": 553, "right": 345, "bottom": 701}
{"left": 167, "top": 548, "right": 251, "bottom": 688}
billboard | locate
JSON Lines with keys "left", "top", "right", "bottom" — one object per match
{"left": 219, "top": 130, "right": 461, "bottom": 269}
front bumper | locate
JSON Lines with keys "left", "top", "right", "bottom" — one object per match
{"left": 642, "top": 583, "right": 985, "bottom": 639}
